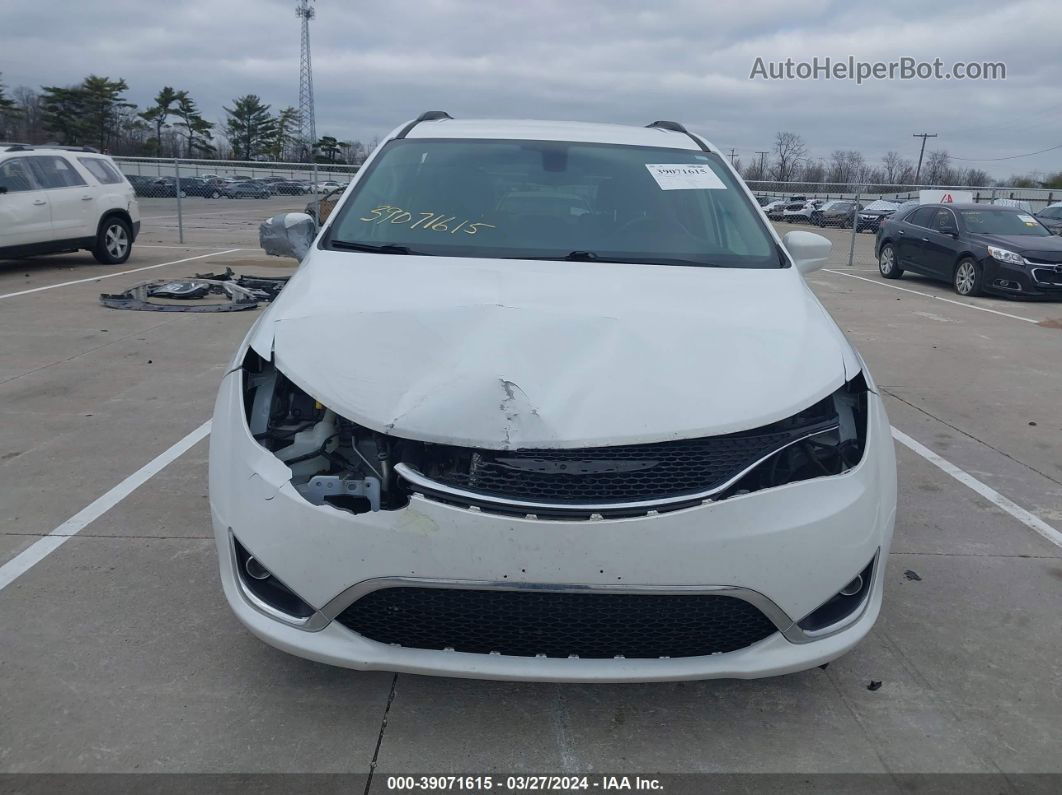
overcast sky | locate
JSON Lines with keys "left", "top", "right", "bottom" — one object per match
{"left": 2, "top": 0, "right": 1059, "bottom": 177}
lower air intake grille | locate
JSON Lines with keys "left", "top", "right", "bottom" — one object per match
{"left": 336, "top": 587, "right": 778, "bottom": 659}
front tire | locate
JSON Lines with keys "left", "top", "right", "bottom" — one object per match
{"left": 954, "top": 258, "right": 982, "bottom": 296}
{"left": 93, "top": 217, "right": 132, "bottom": 265}
{"left": 211, "top": 190, "right": 221, "bottom": 199}
{"left": 878, "top": 243, "right": 903, "bottom": 279}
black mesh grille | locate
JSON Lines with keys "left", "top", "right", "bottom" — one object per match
{"left": 336, "top": 587, "right": 778, "bottom": 659}
{"left": 424, "top": 429, "right": 806, "bottom": 505}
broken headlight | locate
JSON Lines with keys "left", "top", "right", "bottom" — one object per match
{"left": 241, "top": 350, "right": 406, "bottom": 515}
{"left": 719, "top": 372, "right": 869, "bottom": 498}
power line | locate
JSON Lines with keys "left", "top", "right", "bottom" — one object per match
{"left": 950, "top": 142, "right": 1062, "bottom": 162}
{"left": 912, "top": 132, "right": 937, "bottom": 184}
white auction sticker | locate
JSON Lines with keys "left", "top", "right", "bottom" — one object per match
{"left": 645, "top": 164, "right": 727, "bottom": 190}
{"left": 1018, "top": 214, "right": 1038, "bottom": 226}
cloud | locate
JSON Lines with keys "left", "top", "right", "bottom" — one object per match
{"left": 1, "top": 0, "right": 1059, "bottom": 176}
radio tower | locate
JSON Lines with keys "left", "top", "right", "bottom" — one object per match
{"left": 296, "top": 0, "right": 317, "bottom": 160}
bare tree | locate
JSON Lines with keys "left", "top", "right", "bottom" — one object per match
{"left": 826, "top": 150, "right": 866, "bottom": 184}
{"left": 771, "top": 131, "right": 806, "bottom": 182}
{"left": 881, "top": 151, "right": 911, "bottom": 185}
{"left": 800, "top": 159, "right": 825, "bottom": 183}
{"left": 923, "top": 150, "right": 953, "bottom": 185}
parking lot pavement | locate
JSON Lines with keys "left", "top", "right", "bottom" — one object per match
{"left": 0, "top": 222, "right": 1059, "bottom": 780}
{"left": 135, "top": 197, "right": 311, "bottom": 248}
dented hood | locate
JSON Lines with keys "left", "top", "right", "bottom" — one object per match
{"left": 251, "top": 251, "right": 857, "bottom": 449}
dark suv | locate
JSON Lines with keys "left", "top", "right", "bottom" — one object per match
{"left": 876, "top": 203, "right": 1062, "bottom": 298}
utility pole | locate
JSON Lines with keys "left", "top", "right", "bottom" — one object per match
{"left": 728, "top": 148, "right": 737, "bottom": 167}
{"left": 755, "top": 150, "right": 769, "bottom": 178}
{"left": 912, "top": 132, "right": 937, "bottom": 184}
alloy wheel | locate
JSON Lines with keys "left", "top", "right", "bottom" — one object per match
{"left": 105, "top": 224, "right": 129, "bottom": 259}
{"left": 879, "top": 246, "right": 895, "bottom": 276}
{"left": 955, "top": 261, "right": 976, "bottom": 295}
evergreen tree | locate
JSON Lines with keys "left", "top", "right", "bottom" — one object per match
{"left": 224, "top": 95, "right": 276, "bottom": 160}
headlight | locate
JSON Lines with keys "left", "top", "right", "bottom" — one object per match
{"left": 719, "top": 372, "right": 869, "bottom": 498}
{"left": 988, "top": 246, "right": 1024, "bottom": 265}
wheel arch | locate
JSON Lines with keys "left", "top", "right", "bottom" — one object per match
{"left": 96, "top": 208, "right": 133, "bottom": 236}
{"left": 952, "top": 251, "right": 979, "bottom": 272}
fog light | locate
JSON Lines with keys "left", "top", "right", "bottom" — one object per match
{"left": 839, "top": 574, "right": 863, "bottom": 597}
{"left": 798, "top": 556, "right": 876, "bottom": 634}
{"left": 232, "top": 535, "right": 315, "bottom": 619}
{"left": 245, "top": 556, "right": 271, "bottom": 581}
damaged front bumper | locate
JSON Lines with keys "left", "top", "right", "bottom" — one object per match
{"left": 209, "top": 366, "right": 896, "bottom": 681}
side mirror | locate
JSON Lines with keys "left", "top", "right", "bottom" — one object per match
{"left": 782, "top": 230, "right": 832, "bottom": 275}
{"left": 259, "top": 212, "right": 316, "bottom": 261}
{"left": 0, "top": 186, "right": 7, "bottom": 195}
{"left": 941, "top": 226, "right": 958, "bottom": 237}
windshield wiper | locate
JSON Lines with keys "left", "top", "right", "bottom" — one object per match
{"left": 329, "top": 240, "right": 427, "bottom": 255}
{"left": 520, "top": 251, "right": 724, "bottom": 268}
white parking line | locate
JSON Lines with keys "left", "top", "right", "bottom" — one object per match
{"left": 0, "top": 421, "right": 212, "bottom": 594}
{"left": 892, "top": 427, "right": 1062, "bottom": 549}
{"left": 136, "top": 244, "right": 234, "bottom": 250}
{"left": 0, "top": 249, "right": 242, "bottom": 301}
{"left": 0, "top": 419, "right": 1057, "bottom": 594}
{"left": 822, "top": 269, "right": 1038, "bottom": 324}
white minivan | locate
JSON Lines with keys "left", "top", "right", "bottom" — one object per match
{"left": 211, "top": 114, "right": 897, "bottom": 681}
{"left": 0, "top": 146, "right": 140, "bottom": 263}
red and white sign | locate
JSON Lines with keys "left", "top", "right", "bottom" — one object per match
{"left": 919, "top": 190, "right": 974, "bottom": 204}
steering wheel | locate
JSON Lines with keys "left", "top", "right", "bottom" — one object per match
{"left": 616, "top": 213, "right": 653, "bottom": 235}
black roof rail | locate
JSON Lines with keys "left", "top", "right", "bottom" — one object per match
{"left": 646, "top": 120, "right": 710, "bottom": 153}
{"left": 4, "top": 144, "right": 34, "bottom": 152}
{"left": 647, "top": 120, "right": 688, "bottom": 134}
{"left": 395, "top": 111, "right": 453, "bottom": 139}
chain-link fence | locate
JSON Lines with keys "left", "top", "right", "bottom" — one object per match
{"left": 112, "top": 157, "right": 1062, "bottom": 252}
{"left": 112, "top": 155, "right": 361, "bottom": 245}
{"left": 745, "top": 181, "right": 1061, "bottom": 265}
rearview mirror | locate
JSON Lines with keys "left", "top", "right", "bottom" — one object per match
{"left": 259, "top": 212, "right": 316, "bottom": 261}
{"left": 782, "top": 230, "right": 832, "bottom": 275}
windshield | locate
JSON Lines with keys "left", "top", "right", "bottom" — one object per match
{"left": 862, "top": 200, "right": 899, "bottom": 213}
{"left": 325, "top": 139, "right": 781, "bottom": 268}
{"left": 1039, "top": 206, "right": 1062, "bottom": 220}
{"left": 959, "top": 209, "right": 1051, "bottom": 237}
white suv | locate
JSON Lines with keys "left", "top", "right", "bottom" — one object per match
{"left": 0, "top": 146, "right": 140, "bottom": 263}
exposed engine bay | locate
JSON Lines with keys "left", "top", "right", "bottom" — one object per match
{"left": 242, "top": 350, "right": 869, "bottom": 520}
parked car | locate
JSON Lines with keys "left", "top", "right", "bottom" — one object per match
{"left": 755, "top": 195, "right": 783, "bottom": 208}
{"left": 781, "top": 199, "right": 822, "bottom": 223}
{"left": 763, "top": 198, "right": 788, "bottom": 219}
{"left": 0, "top": 145, "right": 140, "bottom": 263}
{"left": 877, "top": 203, "right": 1062, "bottom": 298}
{"left": 273, "top": 180, "right": 312, "bottom": 195}
{"left": 157, "top": 176, "right": 223, "bottom": 198}
{"left": 856, "top": 200, "right": 904, "bottom": 233}
{"left": 1034, "top": 202, "right": 1062, "bottom": 235}
{"left": 218, "top": 114, "right": 896, "bottom": 681}
{"left": 304, "top": 187, "right": 343, "bottom": 224}
{"left": 991, "top": 197, "right": 1033, "bottom": 213}
{"left": 812, "top": 200, "right": 863, "bottom": 228}
{"left": 222, "top": 180, "right": 272, "bottom": 199}
{"left": 126, "top": 174, "right": 172, "bottom": 197}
